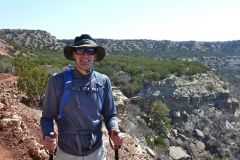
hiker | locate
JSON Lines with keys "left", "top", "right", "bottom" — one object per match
{"left": 40, "top": 34, "right": 125, "bottom": 160}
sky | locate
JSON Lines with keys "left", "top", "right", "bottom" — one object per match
{"left": 0, "top": 0, "right": 240, "bottom": 41}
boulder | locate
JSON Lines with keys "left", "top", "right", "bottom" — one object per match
{"left": 0, "top": 115, "right": 22, "bottom": 128}
{"left": 194, "top": 129, "right": 204, "bottom": 138}
{"left": 112, "top": 86, "right": 129, "bottom": 114}
{"left": 195, "top": 140, "right": 205, "bottom": 153}
{"left": 189, "top": 143, "right": 200, "bottom": 158}
{"left": 168, "top": 146, "right": 191, "bottom": 159}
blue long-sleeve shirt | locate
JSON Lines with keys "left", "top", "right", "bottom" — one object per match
{"left": 40, "top": 68, "right": 119, "bottom": 156}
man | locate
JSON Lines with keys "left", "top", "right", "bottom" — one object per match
{"left": 40, "top": 34, "right": 124, "bottom": 160}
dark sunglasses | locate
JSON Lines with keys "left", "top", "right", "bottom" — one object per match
{"left": 74, "top": 48, "right": 96, "bottom": 55}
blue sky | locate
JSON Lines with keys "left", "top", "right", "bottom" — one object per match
{"left": 0, "top": 0, "right": 240, "bottom": 41}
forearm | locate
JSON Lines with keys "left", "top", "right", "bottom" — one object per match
{"left": 104, "top": 116, "right": 120, "bottom": 136}
{"left": 40, "top": 117, "right": 54, "bottom": 139}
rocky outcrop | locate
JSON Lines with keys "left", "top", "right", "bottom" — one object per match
{"left": 134, "top": 70, "right": 239, "bottom": 125}
{"left": 112, "top": 86, "right": 129, "bottom": 115}
{"left": 0, "top": 38, "right": 14, "bottom": 57}
{"left": 0, "top": 29, "right": 65, "bottom": 52}
{"left": 0, "top": 113, "right": 21, "bottom": 129}
{"left": 127, "top": 70, "right": 240, "bottom": 159}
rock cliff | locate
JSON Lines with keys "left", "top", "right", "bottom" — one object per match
{"left": 129, "top": 70, "right": 240, "bottom": 159}
{"left": 134, "top": 70, "right": 239, "bottom": 124}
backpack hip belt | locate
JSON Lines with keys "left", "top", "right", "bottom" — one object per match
{"left": 58, "top": 128, "right": 102, "bottom": 153}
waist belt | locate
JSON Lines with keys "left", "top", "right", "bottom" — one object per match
{"left": 58, "top": 129, "right": 101, "bottom": 155}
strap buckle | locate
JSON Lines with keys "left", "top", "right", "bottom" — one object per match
{"left": 78, "top": 130, "right": 91, "bottom": 135}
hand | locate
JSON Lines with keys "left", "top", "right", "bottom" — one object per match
{"left": 43, "top": 130, "right": 58, "bottom": 150}
{"left": 110, "top": 129, "right": 125, "bottom": 146}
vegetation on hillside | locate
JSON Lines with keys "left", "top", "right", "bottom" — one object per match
{"left": 0, "top": 50, "right": 210, "bottom": 107}
{"left": 95, "top": 56, "right": 210, "bottom": 97}
{"left": 127, "top": 103, "right": 169, "bottom": 150}
{"left": 149, "top": 101, "right": 171, "bottom": 134}
{"left": 0, "top": 29, "right": 64, "bottom": 51}
{"left": 0, "top": 31, "right": 211, "bottom": 111}
{"left": 12, "top": 58, "right": 51, "bottom": 107}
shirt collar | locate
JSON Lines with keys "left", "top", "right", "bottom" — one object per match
{"left": 72, "top": 68, "right": 93, "bottom": 79}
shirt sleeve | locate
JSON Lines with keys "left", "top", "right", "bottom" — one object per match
{"left": 101, "top": 75, "right": 120, "bottom": 135}
{"left": 40, "top": 74, "right": 62, "bottom": 139}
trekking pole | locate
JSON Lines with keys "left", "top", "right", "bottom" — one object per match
{"left": 111, "top": 130, "right": 120, "bottom": 160}
{"left": 48, "top": 132, "right": 54, "bottom": 160}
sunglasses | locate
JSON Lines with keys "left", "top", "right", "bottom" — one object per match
{"left": 74, "top": 48, "right": 96, "bottom": 55}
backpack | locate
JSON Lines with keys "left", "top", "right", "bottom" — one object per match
{"left": 57, "top": 68, "right": 103, "bottom": 119}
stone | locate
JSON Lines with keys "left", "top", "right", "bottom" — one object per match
{"left": 194, "top": 140, "right": 205, "bottom": 153}
{"left": 194, "top": 129, "right": 204, "bottom": 138}
{"left": 146, "top": 147, "right": 156, "bottom": 158}
{"left": 189, "top": 143, "right": 200, "bottom": 158}
{"left": 0, "top": 116, "right": 21, "bottom": 128}
{"left": 168, "top": 146, "right": 191, "bottom": 159}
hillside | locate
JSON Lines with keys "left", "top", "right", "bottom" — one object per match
{"left": 0, "top": 29, "right": 65, "bottom": 52}
{"left": 1, "top": 29, "right": 240, "bottom": 86}
{"left": 1, "top": 29, "right": 240, "bottom": 59}
{"left": 96, "top": 39, "right": 240, "bottom": 58}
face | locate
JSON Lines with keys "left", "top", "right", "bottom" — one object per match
{"left": 72, "top": 47, "right": 98, "bottom": 73}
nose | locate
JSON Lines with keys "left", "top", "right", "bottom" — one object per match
{"left": 81, "top": 51, "right": 88, "bottom": 56}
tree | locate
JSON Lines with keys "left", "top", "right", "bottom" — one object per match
{"left": 153, "top": 136, "right": 165, "bottom": 147}
{"left": 149, "top": 101, "right": 171, "bottom": 135}
{"left": 12, "top": 58, "right": 51, "bottom": 108}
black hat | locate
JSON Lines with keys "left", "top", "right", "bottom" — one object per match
{"left": 64, "top": 34, "right": 105, "bottom": 62}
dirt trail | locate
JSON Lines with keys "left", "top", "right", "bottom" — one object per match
{"left": 0, "top": 73, "right": 18, "bottom": 82}
{"left": 0, "top": 73, "right": 46, "bottom": 160}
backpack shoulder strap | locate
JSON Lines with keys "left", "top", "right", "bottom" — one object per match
{"left": 58, "top": 69, "right": 103, "bottom": 119}
{"left": 58, "top": 68, "right": 73, "bottom": 118}
{"left": 93, "top": 71, "right": 103, "bottom": 107}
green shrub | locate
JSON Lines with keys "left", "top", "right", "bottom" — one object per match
{"left": 0, "top": 57, "right": 13, "bottom": 73}
{"left": 206, "top": 84, "right": 215, "bottom": 90}
{"left": 188, "top": 76, "right": 194, "bottom": 81}
{"left": 222, "top": 84, "right": 228, "bottom": 90}
{"left": 153, "top": 136, "right": 165, "bottom": 148}
{"left": 213, "top": 157, "right": 229, "bottom": 160}
{"left": 149, "top": 101, "right": 171, "bottom": 135}
{"left": 12, "top": 58, "right": 51, "bottom": 108}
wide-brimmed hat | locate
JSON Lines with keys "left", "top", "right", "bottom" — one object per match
{"left": 64, "top": 34, "right": 105, "bottom": 62}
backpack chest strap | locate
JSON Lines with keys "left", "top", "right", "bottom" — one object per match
{"left": 68, "top": 86, "right": 100, "bottom": 92}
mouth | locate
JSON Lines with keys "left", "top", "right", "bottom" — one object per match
{"left": 81, "top": 59, "right": 89, "bottom": 62}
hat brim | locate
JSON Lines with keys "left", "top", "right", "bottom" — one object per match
{"left": 64, "top": 45, "right": 105, "bottom": 62}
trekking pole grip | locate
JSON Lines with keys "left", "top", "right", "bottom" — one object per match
{"left": 48, "top": 132, "right": 54, "bottom": 159}
{"left": 113, "top": 130, "right": 120, "bottom": 149}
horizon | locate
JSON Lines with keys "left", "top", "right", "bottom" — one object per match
{"left": 2, "top": 28, "right": 240, "bottom": 43}
{"left": 1, "top": 28, "right": 239, "bottom": 42}
{"left": 1, "top": 0, "right": 240, "bottom": 42}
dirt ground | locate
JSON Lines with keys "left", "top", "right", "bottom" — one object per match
{"left": 0, "top": 73, "right": 152, "bottom": 160}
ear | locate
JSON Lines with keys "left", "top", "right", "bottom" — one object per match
{"left": 94, "top": 53, "right": 98, "bottom": 61}
{"left": 72, "top": 51, "right": 75, "bottom": 60}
